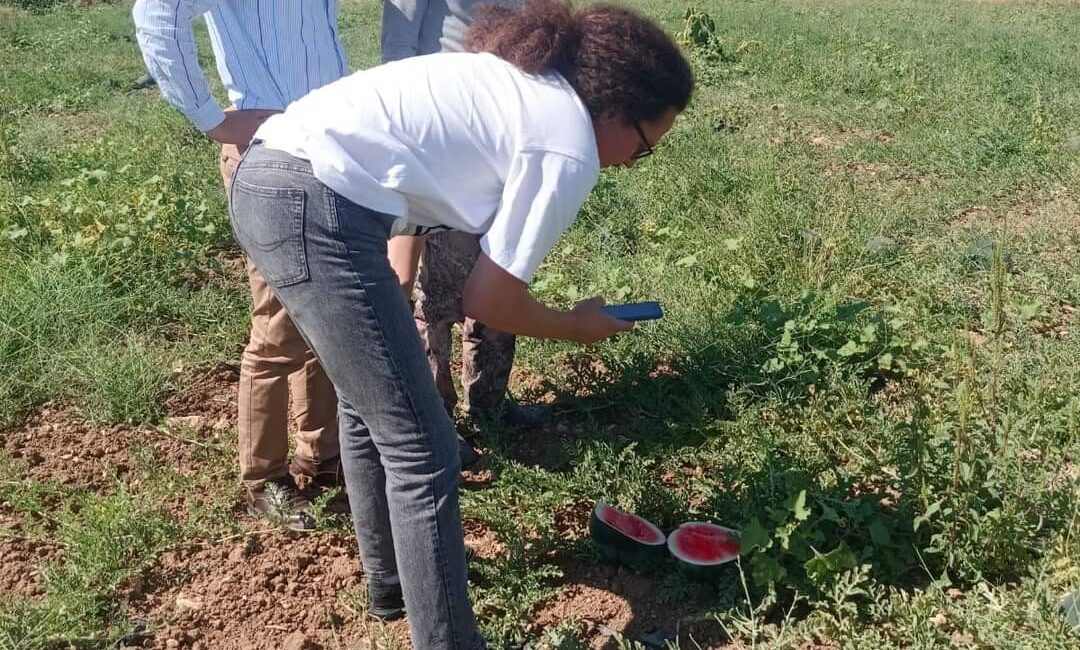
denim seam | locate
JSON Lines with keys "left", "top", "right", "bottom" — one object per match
{"left": 327, "top": 188, "right": 464, "bottom": 647}
{"left": 240, "top": 161, "right": 314, "bottom": 173}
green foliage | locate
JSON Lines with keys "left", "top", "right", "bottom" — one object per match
{"left": 0, "top": 0, "right": 64, "bottom": 12}
{"left": 470, "top": 505, "right": 564, "bottom": 647}
{"left": 0, "top": 489, "right": 179, "bottom": 649}
{"left": 739, "top": 489, "right": 918, "bottom": 598}
{"left": 675, "top": 7, "right": 750, "bottom": 88}
{"left": 0, "top": 252, "right": 219, "bottom": 425}
{"left": 725, "top": 289, "right": 926, "bottom": 399}
{"left": 6, "top": 162, "right": 228, "bottom": 272}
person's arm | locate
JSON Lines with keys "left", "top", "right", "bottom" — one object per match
{"left": 381, "top": 0, "right": 429, "bottom": 63}
{"left": 463, "top": 255, "right": 632, "bottom": 343}
{"left": 388, "top": 234, "right": 427, "bottom": 297}
{"left": 466, "top": 150, "right": 631, "bottom": 343}
{"left": 132, "top": 0, "right": 231, "bottom": 137}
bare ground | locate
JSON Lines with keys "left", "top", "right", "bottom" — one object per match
{"left": 0, "top": 363, "right": 742, "bottom": 649}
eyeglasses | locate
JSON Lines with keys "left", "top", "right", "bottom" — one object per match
{"left": 631, "top": 120, "right": 654, "bottom": 160}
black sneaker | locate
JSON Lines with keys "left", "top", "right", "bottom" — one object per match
{"left": 367, "top": 547, "right": 476, "bottom": 622}
{"left": 245, "top": 475, "right": 316, "bottom": 532}
{"left": 469, "top": 400, "right": 552, "bottom": 429}
{"left": 459, "top": 434, "right": 481, "bottom": 469}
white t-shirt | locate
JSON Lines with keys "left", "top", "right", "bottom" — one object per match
{"left": 256, "top": 52, "right": 600, "bottom": 283}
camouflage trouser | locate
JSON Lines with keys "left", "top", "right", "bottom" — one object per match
{"left": 413, "top": 230, "right": 516, "bottom": 414}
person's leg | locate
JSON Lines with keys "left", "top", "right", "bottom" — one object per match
{"left": 238, "top": 257, "right": 303, "bottom": 491}
{"left": 223, "top": 144, "right": 297, "bottom": 492}
{"left": 413, "top": 240, "right": 459, "bottom": 414}
{"left": 336, "top": 396, "right": 402, "bottom": 616}
{"left": 419, "top": 232, "right": 476, "bottom": 409}
{"left": 223, "top": 143, "right": 340, "bottom": 493}
{"left": 229, "top": 145, "right": 483, "bottom": 650}
{"left": 415, "top": 233, "right": 483, "bottom": 467}
{"left": 461, "top": 318, "right": 516, "bottom": 411}
{"left": 446, "top": 233, "right": 550, "bottom": 428}
{"left": 287, "top": 346, "right": 341, "bottom": 483}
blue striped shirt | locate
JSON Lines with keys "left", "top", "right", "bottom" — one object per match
{"left": 133, "top": 0, "right": 348, "bottom": 132}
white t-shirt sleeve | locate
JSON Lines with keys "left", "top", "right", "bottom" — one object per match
{"left": 480, "top": 149, "right": 599, "bottom": 283}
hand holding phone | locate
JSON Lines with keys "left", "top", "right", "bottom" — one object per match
{"left": 601, "top": 301, "right": 664, "bottom": 322}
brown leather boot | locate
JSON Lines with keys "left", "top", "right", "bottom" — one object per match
{"left": 291, "top": 456, "right": 350, "bottom": 513}
{"left": 246, "top": 475, "right": 315, "bottom": 531}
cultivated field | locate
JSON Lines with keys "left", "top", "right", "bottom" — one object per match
{"left": 1, "top": 0, "right": 1078, "bottom": 648}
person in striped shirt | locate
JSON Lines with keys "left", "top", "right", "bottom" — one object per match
{"left": 382, "top": 0, "right": 554, "bottom": 437}
{"left": 132, "top": 0, "right": 348, "bottom": 531}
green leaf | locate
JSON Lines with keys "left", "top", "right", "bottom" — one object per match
{"left": 759, "top": 300, "right": 788, "bottom": 328}
{"left": 868, "top": 519, "right": 891, "bottom": 546}
{"left": 1017, "top": 301, "right": 1042, "bottom": 321}
{"left": 913, "top": 499, "right": 942, "bottom": 532}
{"left": 739, "top": 517, "right": 770, "bottom": 553}
{"left": 750, "top": 554, "right": 786, "bottom": 587}
{"left": 804, "top": 545, "right": 857, "bottom": 585}
{"left": 837, "top": 340, "right": 862, "bottom": 357}
{"left": 787, "top": 490, "right": 811, "bottom": 521}
{"left": 819, "top": 502, "right": 842, "bottom": 523}
{"left": 835, "top": 301, "right": 869, "bottom": 322}
{"left": 3, "top": 226, "right": 28, "bottom": 240}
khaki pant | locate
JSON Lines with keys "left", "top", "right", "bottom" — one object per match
{"left": 221, "top": 143, "right": 339, "bottom": 491}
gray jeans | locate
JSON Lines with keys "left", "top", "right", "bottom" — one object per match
{"left": 229, "top": 143, "right": 483, "bottom": 650}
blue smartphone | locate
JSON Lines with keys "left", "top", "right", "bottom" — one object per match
{"left": 602, "top": 301, "right": 664, "bottom": 322}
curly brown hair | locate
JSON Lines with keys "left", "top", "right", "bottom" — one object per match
{"left": 465, "top": 0, "right": 693, "bottom": 124}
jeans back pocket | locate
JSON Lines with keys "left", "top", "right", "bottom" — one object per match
{"left": 230, "top": 180, "right": 309, "bottom": 287}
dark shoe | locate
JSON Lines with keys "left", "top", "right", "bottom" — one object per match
{"left": 459, "top": 434, "right": 481, "bottom": 470}
{"left": 367, "top": 580, "right": 405, "bottom": 622}
{"left": 127, "top": 73, "right": 157, "bottom": 91}
{"left": 290, "top": 455, "right": 345, "bottom": 489}
{"left": 291, "top": 456, "right": 350, "bottom": 513}
{"left": 246, "top": 475, "right": 316, "bottom": 532}
{"left": 470, "top": 400, "right": 552, "bottom": 429}
{"left": 367, "top": 548, "right": 476, "bottom": 622}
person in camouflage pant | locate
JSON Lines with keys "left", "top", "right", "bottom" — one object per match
{"left": 414, "top": 230, "right": 548, "bottom": 423}
{"left": 384, "top": 0, "right": 550, "bottom": 428}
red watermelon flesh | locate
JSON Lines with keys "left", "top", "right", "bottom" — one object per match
{"left": 668, "top": 522, "right": 740, "bottom": 565}
{"left": 595, "top": 503, "right": 665, "bottom": 545}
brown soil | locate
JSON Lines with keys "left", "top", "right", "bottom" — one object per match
{"left": 948, "top": 185, "right": 1079, "bottom": 236}
{"left": 163, "top": 361, "right": 240, "bottom": 433}
{"left": 126, "top": 532, "right": 372, "bottom": 650}
{"left": 0, "top": 530, "right": 60, "bottom": 599}
{"left": 1, "top": 405, "right": 201, "bottom": 492}
{"left": 1, "top": 360, "right": 744, "bottom": 649}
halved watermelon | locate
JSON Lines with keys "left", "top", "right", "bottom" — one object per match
{"left": 590, "top": 502, "right": 667, "bottom": 565}
{"left": 667, "top": 522, "right": 740, "bottom": 581}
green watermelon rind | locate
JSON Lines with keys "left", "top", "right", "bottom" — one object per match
{"left": 667, "top": 521, "right": 740, "bottom": 582}
{"left": 590, "top": 502, "right": 667, "bottom": 565}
